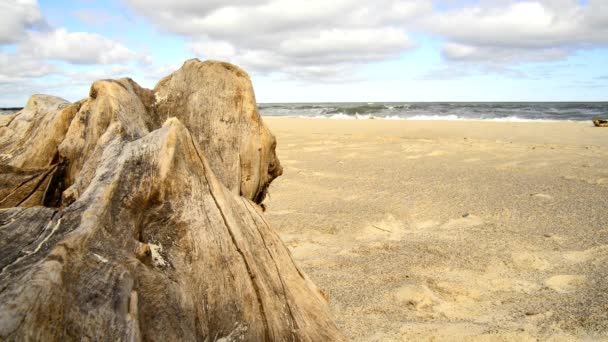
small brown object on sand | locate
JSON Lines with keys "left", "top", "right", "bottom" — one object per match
{"left": 593, "top": 119, "right": 608, "bottom": 127}
{"left": 0, "top": 59, "right": 344, "bottom": 341}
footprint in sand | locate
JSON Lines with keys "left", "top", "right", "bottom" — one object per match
{"left": 545, "top": 275, "right": 586, "bottom": 293}
{"left": 511, "top": 252, "right": 551, "bottom": 271}
{"left": 434, "top": 281, "right": 482, "bottom": 302}
{"left": 490, "top": 278, "right": 541, "bottom": 294}
{"left": 287, "top": 241, "right": 321, "bottom": 260}
{"left": 391, "top": 284, "right": 444, "bottom": 315}
{"left": 563, "top": 245, "right": 608, "bottom": 264}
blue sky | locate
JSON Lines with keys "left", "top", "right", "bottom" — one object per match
{"left": 0, "top": 0, "right": 606, "bottom": 106}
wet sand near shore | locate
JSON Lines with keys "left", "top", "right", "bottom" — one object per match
{"left": 263, "top": 118, "right": 608, "bottom": 341}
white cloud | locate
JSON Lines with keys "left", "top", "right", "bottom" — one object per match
{"left": 189, "top": 40, "right": 236, "bottom": 61}
{"left": 408, "top": 0, "right": 608, "bottom": 79}
{"left": 442, "top": 43, "right": 571, "bottom": 65}
{"left": 128, "top": 0, "right": 608, "bottom": 81}
{"left": 2, "top": 0, "right": 608, "bottom": 104}
{"left": 0, "top": 1, "right": 150, "bottom": 106}
{"left": 20, "top": 29, "right": 142, "bottom": 65}
{"left": 0, "top": 53, "right": 55, "bottom": 82}
{"left": 61, "top": 65, "right": 135, "bottom": 86}
{"left": 127, "top": 0, "right": 428, "bottom": 80}
{"left": 0, "top": 0, "right": 45, "bottom": 44}
{"left": 424, "top": 0, "right": 608, "bottom": 65}
{"left": 72, "top": 9, "right": 130, "bottom": 29}
{"left": 279, "top": 28, "right": 412, "bottom": 58}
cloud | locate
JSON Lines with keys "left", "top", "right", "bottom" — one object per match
{"left": 442, "top": 43, "right": 571, "bottom": 65}
{"left": 424, "top": 0, "right": 608, "bottom": 65}
{"left": 0, "top": 1, "right": 152, "bottom": 106}
{"left": 129, "top": 0, "right": 608, "bottom": 81}
{"left": 20, "top": 28, "right": 143, "bottom": 65}
{"left": 0, "top": 28, "right": 147, "bottom": 103}
{"left": 60, "top": 65, "right": 135, "bottom": 86}
{"left": 410, "top": 0, "right": 608, "bottom": 80}
{"left": 128, "top": 0, "right": 428, "bottom": 80}
{"left": 72, "top": 9, "right": 130, "bottom": 29}
{"left": 0, "top": 53, "right": 55, "bottom": 82}
{"left": 0, "top": 0, "right": 45, "bottom": 45}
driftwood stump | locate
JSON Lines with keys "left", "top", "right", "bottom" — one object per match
{"left": 0, "top": 59, "right": 344, "bottom": 341}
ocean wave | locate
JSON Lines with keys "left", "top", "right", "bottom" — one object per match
{"left": 0, "top": 108, "right": 21, "bottom": 115}
{"left": 264, "top": 114, "right": 577, "bottom": 122}
{"left": 327, "top": 104, "right": 387, "bottom": 115}
{"left": 259, "top": 102, "right": 606, "bottom": 121}
{"left": 305, "top": 113, "right": 371, "bottom": 120}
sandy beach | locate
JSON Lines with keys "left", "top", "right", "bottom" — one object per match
{"left": 263, "top": 118, "right": 608, "bottom": 341}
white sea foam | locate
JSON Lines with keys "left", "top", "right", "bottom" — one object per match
{"left": 259, "top": 102, "right": 602, "bottom": 122}
{"left": 485, "top": 116, "right": 567, "bottom": 122}
{"left": 265, "top": 114, "right": 574, "bottom": 122}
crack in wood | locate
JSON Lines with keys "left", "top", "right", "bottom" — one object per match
{"left": 187, "top": 128, "right": 271, "bottom": 341}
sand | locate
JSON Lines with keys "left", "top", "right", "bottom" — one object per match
{"left": 263, "top": 118, "right": 608, "bottom": 341}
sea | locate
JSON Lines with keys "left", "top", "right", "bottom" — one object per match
{"left": 258, "top": 102, "right": 608, "bottom": 122}
{"left": 0, "top": 108, "right": 23, "bottom": 115}
{"left": 3, "top": 102, "right": 607, "bottom": 122}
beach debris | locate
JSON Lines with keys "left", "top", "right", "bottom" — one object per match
{"left": 592, "top": 119, "right": 608, "bottom": 127}
{"left": 0, "top": 59, "right": 343, "bottom": 341}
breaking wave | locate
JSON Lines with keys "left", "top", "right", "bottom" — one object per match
{"left": 259, "top": 102, "right": 607, "bottom": 122}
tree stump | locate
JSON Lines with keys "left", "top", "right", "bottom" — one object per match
{"left": 0, "top": 59, "right": 344, "bottom": 341}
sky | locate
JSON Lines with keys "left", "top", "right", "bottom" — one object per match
{"left": 0, "top": 0, "right": 606, "bottom": 106}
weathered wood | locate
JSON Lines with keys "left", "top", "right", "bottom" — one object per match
{"left": 0, "top": 59, "right": 343, "bottom": 341}
{"left": 154, "top": 60, "right": 283, "bottom": 202}
{"left": 593, "top": 119, "right": 608, "bottom": 127}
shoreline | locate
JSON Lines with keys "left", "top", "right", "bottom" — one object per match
{"left": 264, "top": 117, "right": 606, "bottom": 147}
{"left": 263, "top": 115, "right": 596, "bottom": 123}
